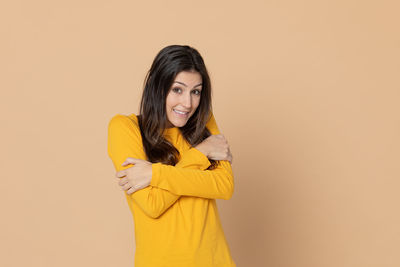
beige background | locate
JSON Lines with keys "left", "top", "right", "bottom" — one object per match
{"left": 1, "top": 0, "right": 399, "bottom": 266}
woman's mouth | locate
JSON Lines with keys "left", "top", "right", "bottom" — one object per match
{"left": 173, "top": 109, "right": 189, "bottom": 117}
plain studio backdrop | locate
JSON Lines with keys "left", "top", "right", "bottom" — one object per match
{"left": 1, "top": 1, "right": 399, "bottom": 266}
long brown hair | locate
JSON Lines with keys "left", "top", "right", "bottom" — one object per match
{"left": 137, "top": 45, "right": 219, "bottom": 170}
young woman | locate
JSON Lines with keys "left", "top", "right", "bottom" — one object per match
{"left": 107, "top": 45, "right": 236, "bottom": 267}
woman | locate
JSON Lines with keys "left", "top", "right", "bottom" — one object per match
{"left": 107, "top": 45, "right": 236, "bottom": 267}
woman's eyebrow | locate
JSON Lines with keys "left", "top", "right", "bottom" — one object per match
{"left": 174, "top": 81, "right": 203, "bottom": 88}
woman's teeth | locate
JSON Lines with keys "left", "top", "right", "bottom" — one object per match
{"left": 174, "top": 109, "right": 188, "bottom": 115}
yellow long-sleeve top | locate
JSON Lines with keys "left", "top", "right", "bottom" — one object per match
{"left": 107, "top": 112, "right": 236, "bottom": 267}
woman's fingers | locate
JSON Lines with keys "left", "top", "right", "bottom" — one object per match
{"left": 126, "top": 186, "right": 136, "bottom": 195}
{"left": 116, "top": 169, "right": 126, "bottom": 178}
{"left": 116, "top": 158, "right": 152, "bottom": 195}
{"left": 118, "top": 177, "right": 128, "bottom": 186}
{"left": 122, "top": 157, "right": 143, "bottom": 166}
{"left": 126, "top": 183, "right": 146, "bottom": 195}
{"left": 122, "top": 182, "right": 131, "bottom": 190}
{"left": 119, "top": 180, "right": 135, "bottom": 193}
{"left": 118, "top": 178, "right": 146, "bottom": 195}
{"left": 119, "top": 177, "right": 130, "bottom": 188}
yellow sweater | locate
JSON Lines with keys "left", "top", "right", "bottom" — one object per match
{"left": 107, "top": 113, "right": 236, "bottom": 267}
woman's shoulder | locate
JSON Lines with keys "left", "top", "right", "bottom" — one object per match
{"left": 205, "top": 112, "right": 221, "bottom": 135}
{"left": 108, "top": 113, "right": 140, "bottom": 132}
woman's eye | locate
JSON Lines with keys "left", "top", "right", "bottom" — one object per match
{"left": 192, "top": 90, "right": 201, "bottom": 95}
{"left": 172, "top": 87, "right": 182, "bottom": 93}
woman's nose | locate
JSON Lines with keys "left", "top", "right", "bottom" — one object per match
{"left": 181, "top": 93, "right": 192, "bottom": 108}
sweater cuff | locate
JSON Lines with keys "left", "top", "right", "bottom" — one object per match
{"left": 179, "top": 147, "right": 211, "bottom": 170}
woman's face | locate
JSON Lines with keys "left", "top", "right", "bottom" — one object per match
{"left": 165, "top": 71, "right": 202, "bottom": 128}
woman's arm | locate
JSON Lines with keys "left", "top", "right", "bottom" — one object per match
{"left": 150, "top": 160, "right": 234, "bottom": 200}
{"left": 149, "top": 114, "right": 234, "bottom": 200}
{"left": 107, "top": 115, "right": 212, "bottom": 219}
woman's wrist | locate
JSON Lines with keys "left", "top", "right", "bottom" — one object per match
{"left": 194, "top": 144, "right": 209, "bottom": 157}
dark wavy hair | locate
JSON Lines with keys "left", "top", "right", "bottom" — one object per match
{"left": 137, "top": 45, "right": 219, "bottom": 170}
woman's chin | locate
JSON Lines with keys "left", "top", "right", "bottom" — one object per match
{"left": 170, "top": 119, "right": 188, "bottom": 128}
{"left": 172, "top": 122, "right": 186, "bottom": 128}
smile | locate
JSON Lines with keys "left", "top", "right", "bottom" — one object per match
{"left": 173, "top": 109, "right": 189, "bottom": 116}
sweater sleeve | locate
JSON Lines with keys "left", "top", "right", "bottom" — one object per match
{"left": 107, "top": 114, "right": 212, "bottom": 219}
{"left": 149, "top": 114, "right": 234, "bottom": 200}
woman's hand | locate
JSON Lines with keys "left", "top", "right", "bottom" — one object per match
{"left": 116, "top": 158, "right": 152, "bottom": 195}
{"left": 195, "top": 134, "right": 233, "bottom": 164}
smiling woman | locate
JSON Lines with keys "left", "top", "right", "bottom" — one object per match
{"left": 107, "top": 45, "right": 236, "bottom": 267}
{"left": 165, "top": 71, "right": 203, "bottom": 128}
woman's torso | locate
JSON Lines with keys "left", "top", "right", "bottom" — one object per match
{"left": 125, "top": 114, "right": 236, "bottom": 267}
